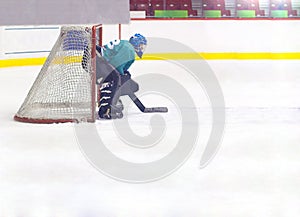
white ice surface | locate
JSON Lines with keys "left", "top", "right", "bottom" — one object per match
{"left": 1, "top": 60, "right": 300, "bottom": 216}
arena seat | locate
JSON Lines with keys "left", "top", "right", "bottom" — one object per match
{"left": 151, "top": 0, "right": 164, "bottom": 11}
{"left": 134, "top": 0, "right": 152, "bottom": 16}
{"left": 166, "top": 0, "right": 181, "bottom": 10}
{"left": 180, "top": 0, "right": 198, "bottom": 16}
{"left": 130, "top": 0, "right": 137, "bottom": 11}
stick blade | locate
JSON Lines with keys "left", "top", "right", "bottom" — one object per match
{"left": 144, "top": 107, "right": 168, "bottom": 113}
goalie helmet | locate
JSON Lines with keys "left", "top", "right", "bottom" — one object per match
{"left": 129, "top": 33, "right": 147, "bottom": 58}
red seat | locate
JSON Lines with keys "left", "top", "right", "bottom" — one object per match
{"left": 180, "top": 0, "right": 198, "bottom": 16}
{"left": 189, "top": 10, "right": 198, "bottom": 16}
{"left": 131, "top": 0, "right": 151, "bottom": 16}
{"left": 151, "top": 0, "right": 164, "bottom": 11}
{"left": 130, "top": 0, "right": 137, "bottom": 10}
{"left": 166, "top": 0, "right": 181, "bottom": 10}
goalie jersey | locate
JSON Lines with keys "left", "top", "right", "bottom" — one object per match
{"left": 97, "top": 39, "right": 136, "bottom": 75}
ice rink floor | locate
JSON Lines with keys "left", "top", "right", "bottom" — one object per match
{"left": 1, "top": 60, "right": 300, "bottom": 216}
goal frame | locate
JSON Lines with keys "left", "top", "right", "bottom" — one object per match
{"left": 14, "top": 24, "right": 103, "bottom": 124}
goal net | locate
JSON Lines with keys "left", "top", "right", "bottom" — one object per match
{"left": 14, "top": 24, "right": 102, "bottom": 123}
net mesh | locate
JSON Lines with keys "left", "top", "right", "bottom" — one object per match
{"left": 15, "top": 25, "right": 100, "bottom": 123}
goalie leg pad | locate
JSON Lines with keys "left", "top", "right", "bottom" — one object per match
{"left": 98, "top": 81, "right": 123, "bottom": 119}
{"left": 98, "top": 82, "right": 113, "bottom": 119}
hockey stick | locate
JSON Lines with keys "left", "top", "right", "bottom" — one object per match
{"left": 128, "top": 93, "right": 168, "bottom": 113}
